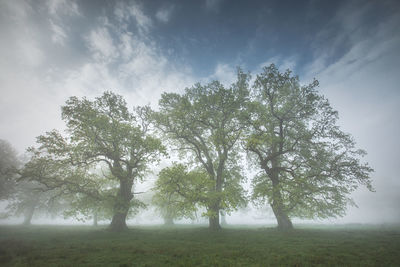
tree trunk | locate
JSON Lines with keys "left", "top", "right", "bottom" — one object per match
{"left": 109, "top": 178, "right": 133, "bottom": 232}
{"left": 93, "top": 210, "right": 98, "bottom": 227}
{"left": 208, "top": 170, "right": 223, "bottom": 231}
{"left": 22, "top": 204, "right": 35, "bottom": 226}
{"left": 163, "top": 216, "right": 174, "bottom": 226}
{"left": 271, "top": 202, "right": 293, "bottom": 231}
{"left": 110, "top": 212, "right": 128, "bottom": 231}
{"left": 271, "top": 178, "right": 293, "bottom": 231}
{"left": 209, "top": 215, "right": 221, "bottom": 231}
{"left": 268, "top": 155, "right": 293, "bottom": 231}
{"left": 208, "top": 203, "right": 221, "bottom": 231}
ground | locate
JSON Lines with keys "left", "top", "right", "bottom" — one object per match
{"left": 0, "top": 224, "right": 399, "bottom": 266}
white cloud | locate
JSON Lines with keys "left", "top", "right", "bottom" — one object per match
{"left": 50, "top": 19, "right": 67, "bottom": 45}
{"left": 17, "top": 37, "right": 45, "bottom": 67}
{"left": 86, "top": 27, "right": 118, "bottom": 62}
{"left": 155, "top": 5, "right": 174, "bottom": 23}
{"left": 47, "top": 0, "right": 80, "bottom": 16}
{"left": 209, "top": 63, "right": 236, "bottom": 86}
{"left": 302, "top": 4, "right": 400, "bottom": 224}
{"left": 115, "top": 1, "right": 152, "bottom": 34}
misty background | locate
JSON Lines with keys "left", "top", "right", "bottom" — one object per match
{"left": 0, "top": 0, "right": 399, "bottom": 225}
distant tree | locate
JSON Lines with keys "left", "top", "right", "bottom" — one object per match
{"left": 35, "top": 92, "right": 165, "bottom": 231}
{"left": 244, "top": 64, "right": 374, "bottom": 231}
{"left": 153, "top": 71, "right": 249, "bottom": 230}
{"left": 12, "top": 149, "right": 100, "bottom": 225}
{"left": 0, "top": 139, "right": 19, "bottom": 200}
{"left": 152, "top": 163, "right": 211, "bottom": 225}
{"left": 5, "top": 180, "right": 64, "bottom": 225}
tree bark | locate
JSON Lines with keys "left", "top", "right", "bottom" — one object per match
{"left": 163, "top": 216, "right": 174, "bottom": 226}
{"left": 93, "top": 210, "right": 98, "bottom": 227}
{"left": 110, "top": 212, "right": 128, "bottom": 231}
{"left": 209, "top": 214, "right": 221, "bottom": 231}
{"left": 22, "top": 204, "right": 35, "bottom": 226}
{"left": 109, "top": 178, "right": 133, "bottom": 232}
{"left": 270, "top": 179, "right": 293, "bottom": 231}
{"left": 268, "top": 154, "right": 293, "bottom": 231}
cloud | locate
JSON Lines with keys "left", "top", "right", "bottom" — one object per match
{"left": 301, "top": 2, "right": 400, "bottom": 223}
{"left": 0, "top": 0, "right": 195, "bottom": 154}
{"left": 50, "top": 19, "right": 67, "bottom": 45}
{"left": 115, "top": 1, "right": 152, "bottom": 34}
{"left": 86, "top": 27, "right": 118, "bottom": 62}
{"left": 47, "top": 0, "right": 80, "bottom": 17}
{"left": 155, "top": 5, "right": 174, "bottom": 23}
{"left": 209, "top": 63, "right": 236, "bottom": 86}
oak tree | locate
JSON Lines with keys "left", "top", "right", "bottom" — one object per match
{"left": 36, "top": 91, "right": 165, "bottom": 231}
{"left": 153, "top": 72, "right": 249, "bottom": 230}
{"left": 244, "top": 65, "right": 373, "bottom": 230}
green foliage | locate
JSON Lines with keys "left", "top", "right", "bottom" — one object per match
{"left": 245, "top": 64, "right": 374, "bottom": 222}
{"left": 153, "top": 71, "right": 250, "bottom": 225}
{"left": 32, "top": 91, "right": 165, "bottom": 229}
{"left": 152, "top": 163, "right": 213, "bottom": 222}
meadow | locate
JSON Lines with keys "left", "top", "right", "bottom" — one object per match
{"left": 0, "top": 224, "right": 399, "bottom": 266}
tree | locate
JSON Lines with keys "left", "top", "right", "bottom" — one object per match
{"left": 153, "top": 72, "right": 249, "bottom": 230}
{"left": 152, "top": 163, "right": 212, "bottom": 225}
{"left": 244, "top": 64, "right": 373, "bottom": 231}
{"left": 5, "top": 180, "right": 64, "bottom": 225}
{"left": 12, "top": 149, "right": 99, "bottom": 225}
{"left": 0, "top": 139, "right": 19, "bottom": 200}
{"left": 35, "top": 91, "right": 165, "bottom": 231}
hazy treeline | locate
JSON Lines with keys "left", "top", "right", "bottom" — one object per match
{"left": 0, "top": 64, "right": 373, "bottom": 231}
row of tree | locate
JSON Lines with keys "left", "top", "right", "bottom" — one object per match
{"left": 0, "top": 65, "right": 373, "bottom": 231}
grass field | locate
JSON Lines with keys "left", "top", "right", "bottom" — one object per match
{"left": 0, "top": 224, "right": 399, "bottom": 266}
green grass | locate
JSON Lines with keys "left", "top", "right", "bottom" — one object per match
{"left": 0, "top": 224, "right": 399, "bottom": 266}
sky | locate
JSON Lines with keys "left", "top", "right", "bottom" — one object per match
{"left": 0, "top": 0, "right": 399, "bottom": 224}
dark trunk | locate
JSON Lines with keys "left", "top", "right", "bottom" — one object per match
{"left": 270, "top": 177, "right": 293, "bottom": 231}
{"left": 209, "top": 214, "right": 221, "bottom": 231}
{"left": 163, "top": 217, "right": 174, "bottom": 226}
{"left": 208, "top": 169, "right": 223, "bottom": 230}
{"left": 93, "top": 211, "right": 98, "bottom": 227}
{"left": 110, "top": 212, "right": 128, "bottom": 231}
{"left": 208, "top": 200, "right": 221, "bottom": 230}
{"left": 271, "top": 201, "right": 293, "bottom": 231}
{"left": 109, "top": 177, "right": 133, "bottom": 232}
{"left": 268, "top": 154, "right": 293, "bottom": 231}
{"left": 22, "top": 204, "right": 35, "bottom": 225}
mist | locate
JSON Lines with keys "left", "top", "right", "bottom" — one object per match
{"left": 1, "top": 0, "right": 400, "bottom": 266}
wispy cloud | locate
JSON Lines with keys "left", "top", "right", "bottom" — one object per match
{"left": 50, "top": 19, "right": 67, "bottom": 45}
{"left": 47, "top": 0, "right": 80, "bottom": 17}
{"left": 86, "top": 27, "right": 118, "bottom": 62}
{"left": 115, "top": 1, "right": 152, "bottom": 34}
{"left": 155, "top": 5, "right": 174, "bottom": 23}
{"left": 301, "top": 1, "right": 400, "bottom": 223}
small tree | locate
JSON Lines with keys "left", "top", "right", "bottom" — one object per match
{"left": 152, "top": 164, "right": 211, "bottom": 225}
{"left": 244, "top": 64, "right": 373, "bottom": 230}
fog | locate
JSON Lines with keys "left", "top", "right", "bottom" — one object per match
{"left": 1, "top": 0, "right": 400, "bottom": 229}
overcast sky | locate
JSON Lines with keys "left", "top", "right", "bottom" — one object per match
{"left": 0, "top": 0, "right": 399, "bottom": 224}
